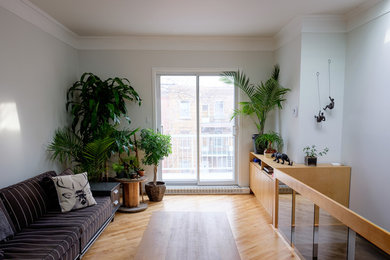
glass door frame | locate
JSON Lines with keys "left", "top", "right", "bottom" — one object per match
{"left": 153, "top": 68, "right": 238, "bottom": 185}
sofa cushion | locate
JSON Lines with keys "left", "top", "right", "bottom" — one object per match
{"left": 52, "top": 172, "right": 96, "bottom": 212}
{"left": 40, "top": 169, "right": 74, "bottom": 212}
{"left": 0, "top": 226, "right": 79, "bottom": 260}
{"left": 0, "top": 171, "right": 56, "bottom": 232}
{"left": 0, "top": 199, "right": 14, "bottom": 241}
{"left": 31, "top": 196, "right": 112, "bottom": 250}
{"left": 0, "top": 209, "right": 13, "bottom": 242}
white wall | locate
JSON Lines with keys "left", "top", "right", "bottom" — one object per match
{"left": 342, "top": 9, "right": 390, "bottom": 231}
{"left": 0, "top": 6, "right": 78, "bottom": 188}
{"left": 299, "top": 33, "right": 346, "bottom": 163}
{"left": 274, "top": 35, "right": 302, "bottom": 162}
{"left": 78, "top": 50, "right": 274, "bottom": 186}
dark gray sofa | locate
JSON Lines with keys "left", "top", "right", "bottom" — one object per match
{"left": 0, "top": 171, "right": 115, "bottom": 260}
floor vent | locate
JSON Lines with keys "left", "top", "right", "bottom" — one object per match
{"left": 166, "top": 185, "right": 250, "bottom": 195}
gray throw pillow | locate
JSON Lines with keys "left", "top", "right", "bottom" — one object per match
{"left": 0, "top": 207, "right": 13, "bottom": 241}
{"left": 52, "top": 172, "right": 97, "bottom": 213}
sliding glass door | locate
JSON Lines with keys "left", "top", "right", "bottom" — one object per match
{"left": 157, "top": 73, "right": 236, "bottom": 184}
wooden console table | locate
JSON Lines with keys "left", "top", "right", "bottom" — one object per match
{"left": 249, "top": 153, "right": 351, "bottom": 225}
{"left": 115, "top": 177, "right": 148, "bottom": 213}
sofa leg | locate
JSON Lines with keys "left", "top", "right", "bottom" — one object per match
{"left": 111, "top": 217, "right": 115, "bottom": 222}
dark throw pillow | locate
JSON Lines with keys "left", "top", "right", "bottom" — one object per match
{"left": 0, "top": 199, "right": 14, "bottom": 242}
{"left": 52, "top": 172, "right": 96, "bottom": 213}
{"left": 40, "top": 168, "right": 74, "bottom": 211}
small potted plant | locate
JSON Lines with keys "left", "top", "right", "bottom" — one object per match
{"left": 256, "top": 132, "right": 283, "bottom": 158}
{"left": 303, "top": 145, "right": 329, "bottom": 166}
{"left": 139, "top": 128, "right": 172, "bottom": 202}
{"left": 136, "top": 167, "right": 145, "bottom": 177}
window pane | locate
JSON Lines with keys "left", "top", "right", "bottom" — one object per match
{"left": 199, "top": 76, "right": 234, "bottom": 181}
{"left": 160, "top": 76, "right": 197, "bottom": 181}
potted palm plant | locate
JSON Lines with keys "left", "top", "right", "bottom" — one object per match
{"left": 222, "top": 65, "right": 289, "bottom": 154}
{"left": 303, "top": 145, "right": 329, "bottom": 166}
{"left": 139, "top": 128, "right": 172, "bottom": 202}
{"left": 256, "top": 132, "right": 283, "bottom": 158}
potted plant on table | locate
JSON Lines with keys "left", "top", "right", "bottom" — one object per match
{"left": 139, "top": 128, "right": 172, "bottom": 202}
{"left": 256, "top": 132, "right": 283, "bottom": 158}
{"left": 303, "top": 145, "right": 329, "bottom": 166}
{"left": 221, "top": 65, "right": 290, "bottom": 154}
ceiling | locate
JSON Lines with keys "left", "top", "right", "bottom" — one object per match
{"left": 28, "top": 0, "right": 377, "bottom": 37}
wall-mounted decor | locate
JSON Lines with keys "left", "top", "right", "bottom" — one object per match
{"left": 323, "top": 59, "right": 335, "bottom": 111}
{"left": 315, "top": 72, "right": 326, "bottom": 123}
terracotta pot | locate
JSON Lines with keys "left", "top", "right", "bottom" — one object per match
{"left": 137, "top": 170, "right": 145, "bottom": 177}
{"left": 145, "top": 181, "right": 166, "bottom": 202}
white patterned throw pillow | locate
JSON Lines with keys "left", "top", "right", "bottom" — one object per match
{"left": 52, "top": 172, "right": 97, "bottom": 212}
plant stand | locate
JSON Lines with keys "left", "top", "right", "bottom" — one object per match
{"left": 115, "top": 177, "right": 148, "bottom": 213}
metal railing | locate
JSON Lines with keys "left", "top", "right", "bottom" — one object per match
{"left": 162, "top": 134, "right": 234, "bottom": 173}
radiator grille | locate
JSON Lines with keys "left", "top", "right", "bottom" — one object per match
{"left": 166, "top": 185, "right": 250, "bottom": 195}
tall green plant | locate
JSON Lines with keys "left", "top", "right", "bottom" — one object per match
{"left": 221, "top": 65, "right": 289, "bottom": 135}
{"left": 66, "top": 73, "right": 141, "bottom": 143}
{"left": 139, "top": 129, "right": 172, "bottom": 184}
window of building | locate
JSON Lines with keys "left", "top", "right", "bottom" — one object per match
{"left": 180, "top": 100, "right": 191, "bottom": 119}
{"left": 214, "top": 101, "right": 224, "bottom": 119}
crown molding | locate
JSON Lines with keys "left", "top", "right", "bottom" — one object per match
{"left": 0, "top": 0, "right": 79, "bottom": 48}
{"left": 77, "top": 35, "right": 275, "bottom": 51}
{"left": 346, "top": 0, "right": 390, "bottom": 32}
{"left": 3, "top": 0, "right": 388, "bottom": 52}
{"left": 274, "top": 15, "right": 346, "bottom": 50}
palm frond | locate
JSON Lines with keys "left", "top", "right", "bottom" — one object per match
{"left": 47, "top": 128, "right": 83, "bottom": 164}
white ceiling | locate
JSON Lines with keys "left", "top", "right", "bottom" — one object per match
{"left": 28, "top": 0, "right": 376, "bottom": 37}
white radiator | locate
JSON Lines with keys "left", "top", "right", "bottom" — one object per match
{"left": 166, "top": 185, "right": 250, "bottom": 195}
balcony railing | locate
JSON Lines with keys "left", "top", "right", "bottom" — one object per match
{"left": 162, "top": 134, "right": 234, "bottom": 180}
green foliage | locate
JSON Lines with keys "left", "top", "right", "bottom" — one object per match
{"left": 112, "top": 163, "right": 125, "bottom": 173}
{"left": 48, "top": 128, "right": 114, "bottom": 181}
{"left": 139, "top": 129, "right": 172, "bottom": 184}
{"left": 303, "top": 145, "right": 329, "bottom": 158}
{"left": 256, "top": 132, "right": 283, "bottom": 152}
{"left": 66, "top": 73, "right": 141, "bottom": 143}
{"left": 221, "top": 65, "right": 290, "bottom": 134}
{"left": 48, "top": 73, "right": 142, "bottom": 181}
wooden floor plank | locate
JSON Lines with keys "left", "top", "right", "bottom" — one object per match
{"left": 83, "top": 195, "right": 295, "bottom": 260}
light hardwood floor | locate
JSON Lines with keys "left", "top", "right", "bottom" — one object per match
{"left": 83, "top": 195, "right": 296, "bottom": 260}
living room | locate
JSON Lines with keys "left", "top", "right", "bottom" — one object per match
{"left": 0, "top": 0, "right": 389, "bottom": 259}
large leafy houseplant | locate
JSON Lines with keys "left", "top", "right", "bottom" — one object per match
{"left": 221, "top": 65, "right": 289, "bottom": 135}
{"left": 139, "top": 128, "right": 172, "bottom": 202}
{"left": 48, "top": 73, "right": 142, "bottom": 181}
{"left": 67, "top": 73, "right": 141, "bottom": 143}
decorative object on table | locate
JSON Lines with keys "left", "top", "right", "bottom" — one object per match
{"left": 314, "top": 72, "right": 326, "bottom": 123}
{"left": 52, "top": 172, "right": 96, "bottom": 212}
{"left": 221, "top": 65, "right": 290, "bottom": 154}
{"left": 271, "top": 152, "right": 293, "bottom": 166}
{"left": 323, "top": 59, "right": 335, "bottom": 111}
{"left": 48, "top": 72, "right": 142, "bottom": 182}
{"left": 303, "top": 145, "right": 329, "bottom": 166}
{"left": 139, "top": 128, "right": 172, "bottom": 202}
{"left": 256, "top": 131, "right": 283, "bottom": 158}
